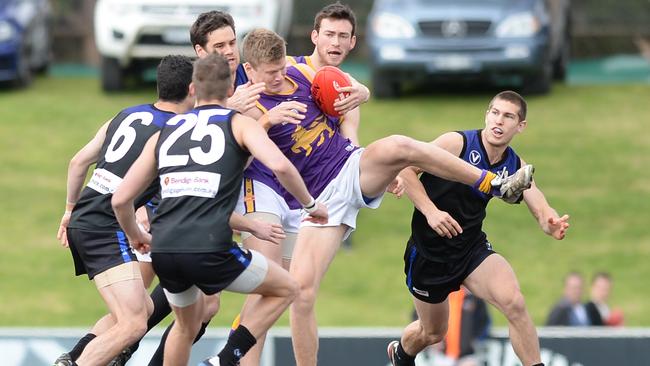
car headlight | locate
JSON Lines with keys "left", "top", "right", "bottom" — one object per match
{"left": 0, "top": 20, "right": 16, "bottom": 42}
{"left": 495, "top": 12, "right": 540, "bottom": 38}
{"left": 371, "top": 12, "right": 416, "bottom": 39}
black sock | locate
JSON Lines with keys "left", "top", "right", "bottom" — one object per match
{"left": 148, "top": 284, "right": 173, "bottom": 329}
{"left": 194, "top": 320, "right": 210, "bottom": 344}
{"left": 395, "top": 342, "right": 416, "bottom": 366}
{"left": 148, "top": 320, "right": 210, "bottom": 366}
{"left": 218, "top": 325, "right": 257, "bottom": 366}
{"left": 148, "top": 320, "right": 173, "bottom": 366}
{"left": 532, "top": 364, "right": 545, "bottom": 366}
{"left": 68, "top": 333, "right": 96, "bottom": 360}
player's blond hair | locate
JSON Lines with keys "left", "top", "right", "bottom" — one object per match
{"left": 242, "top": 28, "right": 286, "bottom": 68}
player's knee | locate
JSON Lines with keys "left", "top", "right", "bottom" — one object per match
{"left": 501, "top": 291, "right": 527, "bottom": 320}
{"left": 119, "top": 314, "right": 148, "bottom": 343}
{"left": 384, "top": 135, "right": 417, "bottom": 163}
{"left": 285, "top": 278, "right": 300, "bottom": 302}
{"left": 293, "top": 283, "right": 316, "bottom": 310}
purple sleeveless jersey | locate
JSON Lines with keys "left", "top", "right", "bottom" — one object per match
{"left": 243, "top": 65, "right": 357, "bottom": 209}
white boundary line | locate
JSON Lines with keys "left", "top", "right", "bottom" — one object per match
{"left": 2, "top": 327, "right": 650, "bottom": 339}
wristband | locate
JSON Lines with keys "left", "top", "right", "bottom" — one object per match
{"left": 303, "top": 198, "right": 317, "bottom": 214}
{"left": 64, "top": 210, "right": 72, "bottom": 215}
{"left": 473, "top": 170, "right": 488, "bottom": 191}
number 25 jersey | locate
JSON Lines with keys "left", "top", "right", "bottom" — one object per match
{"left": 151, "top": 105, "right": 250, "bottom": 253}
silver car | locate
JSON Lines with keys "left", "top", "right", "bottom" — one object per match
{"left": 367, "top": 0, "right": 571, "bottom": 97}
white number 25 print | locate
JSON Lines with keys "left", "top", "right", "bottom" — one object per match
{"left": 158, "top": 109, "right": 229, "bottom": 168}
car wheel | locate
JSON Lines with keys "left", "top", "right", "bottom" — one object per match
{"left": 14, "top": 43, "right": 33, "bottom": 88}
{"left": 553, "top": 32, "right": 571, "bottom": 81}
{"left": 101, "top": 56, "right": 125, "bottom": 91}
{"left": 371, "top": 70, "right": 400, "bottom": 99}
{"left": 522, "top": 61, "right": 552, "bottom": 95}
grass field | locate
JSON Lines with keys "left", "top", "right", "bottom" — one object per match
{"left": 1, "top": 75, "right": 649, "bottom": 329}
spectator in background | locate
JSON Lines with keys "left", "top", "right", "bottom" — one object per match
{"left": 585, "top": 272, "right": 624, "bottom": 326}
{"left": 546, "top": 271, "right": 590, "bottom": 326}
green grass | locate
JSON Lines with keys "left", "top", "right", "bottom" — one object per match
{"left": 1, "top": 76, "right": 649, "bottom": 329}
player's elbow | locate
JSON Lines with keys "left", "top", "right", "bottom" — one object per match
{"left": 68, "top": 153, "right": 90, "bottom": 176}
{"left": 266, "top": 157, "right": 293, "bottom": 178}
{"left": 111, "top": 190, "right": 130, "bottom": 212}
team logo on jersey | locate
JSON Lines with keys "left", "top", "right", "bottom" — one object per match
{"left": 469, "top": 150, "right": 481, "bottom": 165}
{"left": 87, "top": 168, "right": 123, "bottom": 195}
{"left": 291, "top": 114, "right": 334, "bottom": 156}
{"left": 159, "top": 171, "right": 221, "bottom": 199}
{"left": 497, "top": 166, "right": 509, "bottom": 180}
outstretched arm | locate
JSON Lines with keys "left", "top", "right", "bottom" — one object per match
{"left": 521, "top": 160, "right": 570, "bottom": 240}
{"left": 57, "top": 121, "right": 110, "bottom": 247}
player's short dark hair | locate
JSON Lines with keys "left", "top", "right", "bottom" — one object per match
{"left": 190, "top": 11, "right": 236, "bottom": 48}
{"left": 314, "top": 2, "right": 357, "bottom": 36}
{"left": 156, "top": 55, "right": 193, "bottom": 102}
{"left": 489, "top": 90, "right": 527, "bottom": 121}
{"left": 193, "top": 53, "right": 232, "bottom": 101}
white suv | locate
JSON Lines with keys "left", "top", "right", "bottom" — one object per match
{"left": 94, "top": 0, "right": 293, "bottom": 91}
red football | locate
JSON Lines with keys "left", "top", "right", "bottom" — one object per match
{"left": 311, "top": 66, "right": 351, "bottom": 117}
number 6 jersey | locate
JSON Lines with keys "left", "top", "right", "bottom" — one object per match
{"left": 69, "top": 104, "right": 175, "bottom": 231}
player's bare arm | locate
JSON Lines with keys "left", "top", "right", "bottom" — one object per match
{"left": 521, "top": 158, "right": 570, "bottom": 240}
{"left": 338, "top": 107, "right": 360, "bottom": 146}
{"left": 399, "top": 166, "right": 463, "bottom": 239}
{"left": 232, "top": 114, "right": 327, "bottom": 223}
{"left": 398, "top": 132, "right": 466, "bottom": 238}
{"left": 229, "top": 212, "right": 286, "bottom": 245}
{"left": 135, "top": 206, "right": 150, "bottom": 232}
{"left": 112, "top": 133, "right": 160, "bottom": 253}
{"left": 57, "top": 120, "right": 110, "bottom": 246}
{"left": 243, "top": 101, "right": 307, "bottom": 130}
{"left": 226, "top": 81, "right": 266, "bottom": 113}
